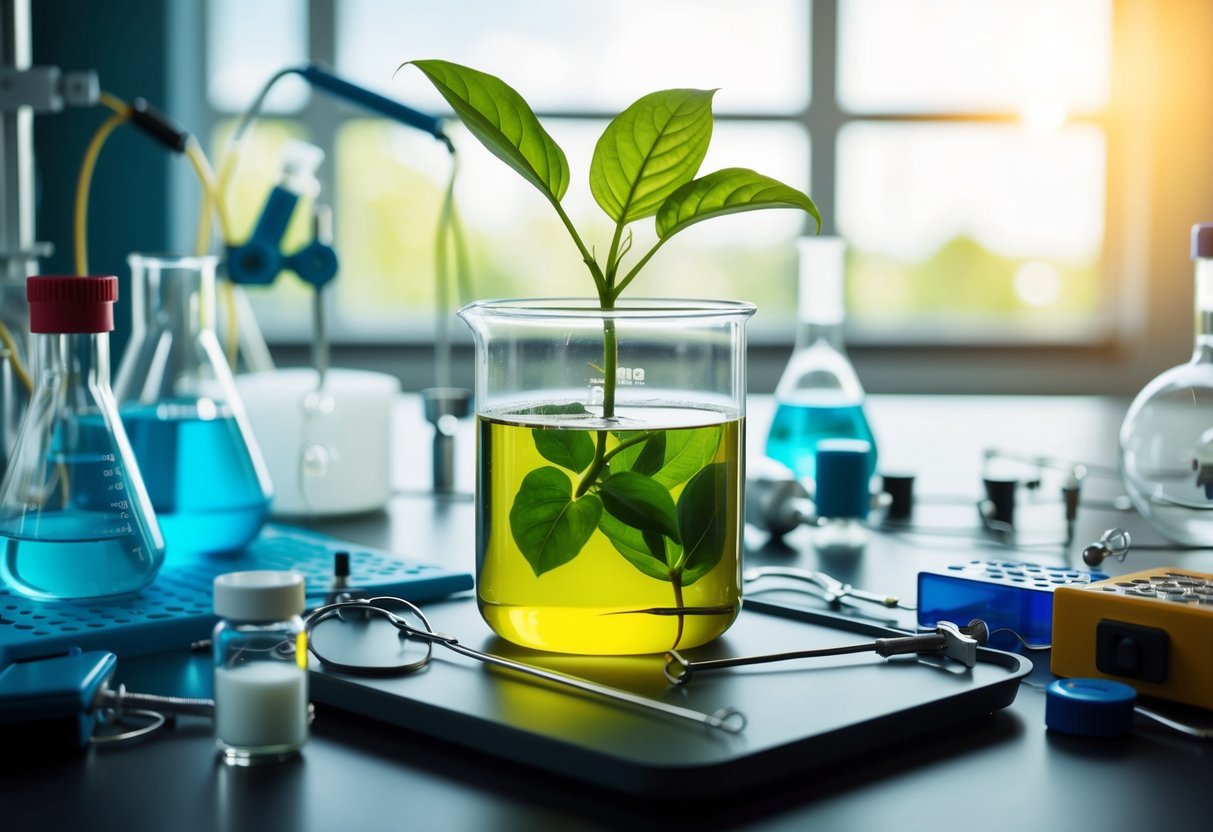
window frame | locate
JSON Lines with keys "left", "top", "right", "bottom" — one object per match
{"left": 178, "top": 0, "right": 1160, "bottom": 397}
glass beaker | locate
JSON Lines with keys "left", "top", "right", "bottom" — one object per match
{"left": 114, "top": 254, "right": 272, "bottom": 556}
{"left": 459, "top": 298, "right": 754, "bottom": 655}
{"left": 765, "top": 237, "right": 877, "bottom": 485}
{"left": 0, "top": 275, "right": 165, "bottom": 600}
{"left": 1120, "top": 223, "right": 1213, "bottom": 545}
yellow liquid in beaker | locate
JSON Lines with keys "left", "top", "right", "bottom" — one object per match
{"left": 476, "top": 408, "right": 743, "bottom": 655}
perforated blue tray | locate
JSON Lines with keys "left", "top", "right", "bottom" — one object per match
{"left": 0, "top": 523, "right": 473, "bottom": 667}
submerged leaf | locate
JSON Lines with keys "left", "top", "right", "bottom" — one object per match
{"left": 651, "top": 426, "right": 722, "bottom": 489}
{"left": 590, "top": 89, "right": 715, "bottom": 224}
{"left": 676, "top": 462, "right": 731, "bottom": 585}
{"left": 655, "top": 167, "right": 820, "bottom": 240}
{"left": 404, "top": 59, "right": 570, "bottom": 202}
{"left": 598, "top": 511, "right": 674, "bottom": 581}
{"left": 512, "top": 402, "right": 591, "bottom": 417}
{"left": 608, "top": 432, "right": 666, "bottom": 478}
{"left": 532, "top": 428, "right": 596, "bottom": 473}
{"left": 509, "top": 467, "right": 602, "bottom": 576}
{"left": 598, "top": 471, "right": 681, "bottom": 543}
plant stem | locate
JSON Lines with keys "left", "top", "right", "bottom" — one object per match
{"left": 574, "top": 429, "right": 654, "bottom": 498}
{"left": 550, "top": 197, "right": 607, "bottom": 293}
{"left": 602, "top": 316, "right": 617, "bottom": 418}
{"left": 670, "top": 574, "right": 686, "bottom": 649}
{"left": 612, "top": 236, "right": 671, "bottom": 302}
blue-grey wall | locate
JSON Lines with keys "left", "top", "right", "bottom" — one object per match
{"left": 32, "top": 0, "right": 172, "bottom": 358}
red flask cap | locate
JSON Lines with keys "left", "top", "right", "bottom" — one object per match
{"left": 27, "top": 275, "right": 118, "bottom": 334}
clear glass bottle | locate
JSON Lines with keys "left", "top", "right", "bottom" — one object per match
{"left": 212, "top": 570, "right": 308, "bottom": 765}
{"left": 766, "top": 237, "right": 877, "bottom": 485}
{"left": 1120, "top": 223, "right": 1213, "bottom": 544}
{"left": 0, "top": 275, "right": 165, "bottom": 600}
{"left": 114, "top": 254, "right": 272, "bottom": 556}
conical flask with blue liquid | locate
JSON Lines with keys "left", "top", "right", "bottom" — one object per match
{"left": 114, "top": 254, "right": 272, "bottom": 556}
{"left": 0, "top": 275, "right": 165, "bottom": 599}
{"left": 765, "top": 237, "right": 877, "bottom": 485}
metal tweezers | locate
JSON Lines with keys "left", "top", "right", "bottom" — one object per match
{"left": 743, "top": 566, "right": 917, "bottom": 611}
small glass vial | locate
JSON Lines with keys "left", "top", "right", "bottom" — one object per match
{"left": 212, "top": 570, "right": 308, "bottom": 765}
{"left": 812, "top": 439, "right": 871, "bottom": 553}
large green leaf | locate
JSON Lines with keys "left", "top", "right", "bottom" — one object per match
{"left": 598, "top": 472, "right": 681, "bottom": 543}
{"left": 598, "top": 511, "right": 674, "bottom": 582}
{"left": 590, "top": 89, "right": 715, "bottom": 224}
{"left": 405, "top": 59, "right": 570, "bottom": 202}
{"left": 676, "top": 462, "right": 730, "bottom": 585}
{"left": 608, "top": 431, "right": 666, "bottom": 477}
{"left": 655, "top": 167, "right": 820, "bottom": 240}
{"left": 509, "top": 467, "right": 602, "bottom": 576}
{"left": 532, "top": 428, "right": 595, "bottom": 474}
{"left": 652, "top": 426, "right": 722, "bottom": 489}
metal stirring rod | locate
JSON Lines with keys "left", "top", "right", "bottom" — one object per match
{"left": 664, "top": 619, "right": 989, "bottom": 686}
{"left": 743, "top": 566, "right": 916, "bottom": 611}
{"left": 425, "top": 630, "right": 747, "bottom": 733}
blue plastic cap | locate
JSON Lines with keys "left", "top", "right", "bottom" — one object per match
{"left": 1045, "top": 678, "right": 1136, "bottom": 738}
{"left": 1191, "top": 223, "right": 1213, "bottom": 259}
{"left": 814, "top": 439, "right": 871, "bottom": 519}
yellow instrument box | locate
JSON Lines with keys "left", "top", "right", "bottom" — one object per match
{"left": 1051, "top": 567, "right": 1213, "bottom": 710}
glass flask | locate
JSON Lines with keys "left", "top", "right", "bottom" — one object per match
{"left": 459, "top": 298, "right": 754, "bottom": 655}
{"left": 766, "top": 237, "right": 877, "bottom": 485}
{"left": 0, "top": 255, "right": 37, "bottom": 481}
{"left": 114, "top": 254, "right": 272, "bottom": 556}
{"left": 1120, "top": 223, "right": 1213, "bottom": 545}
{"left": 0, "top": 275, "right": 165, "bottom": 600}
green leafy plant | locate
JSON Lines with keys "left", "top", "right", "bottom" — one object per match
{"left": 402, "top": 60, "right": 819, "bottom": 641}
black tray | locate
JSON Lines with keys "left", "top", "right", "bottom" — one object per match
{"left": 309, "top": 597, "right": 1031, "bottom": 798}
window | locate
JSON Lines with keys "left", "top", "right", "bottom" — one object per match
{"left": 197, "top": 0, "right": 1114, "bottom": 350}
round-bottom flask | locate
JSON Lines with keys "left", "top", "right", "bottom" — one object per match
{"left": 1120, "top": 223, "right": 1213, "bottom": 545}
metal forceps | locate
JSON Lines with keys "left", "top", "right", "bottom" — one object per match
{"left": 743, "top": 566, "right": 917, "bottom": 611}
{"left": 305, "top": 597, "right": 746, "bottom": 733}
{"left": 664, "top": 619, "right": 989, "bottom": 686}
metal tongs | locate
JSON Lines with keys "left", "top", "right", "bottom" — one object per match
{"left": 743, "top": 566, "right": 917, "bottom": 611}
{"left": 663, "top": 619, "right": 989, "bottom": 686}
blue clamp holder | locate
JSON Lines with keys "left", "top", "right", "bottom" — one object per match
{"left": 225, "top": 140, "right": 339, "bottom": 290}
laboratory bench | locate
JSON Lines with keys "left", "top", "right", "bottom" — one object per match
{"left": 3, "top": 395, "right": 1213, "bottom": 832}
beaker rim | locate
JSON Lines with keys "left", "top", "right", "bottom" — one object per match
{"left": 458, "top": 297, "right": 757, "bottom": 321}
{"left": 127, "top": 252, "right": 220, "bottom": 270}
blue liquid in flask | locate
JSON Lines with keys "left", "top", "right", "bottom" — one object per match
{"left": 1, "top": 439, "right": 161, "bottom": 600}
{"left": 766, "top": 397, "right": 877, "bottom": 483}
{"left": 121, "top": 401, "right": 269, "bottom": 556}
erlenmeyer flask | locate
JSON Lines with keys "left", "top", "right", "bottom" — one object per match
{"left": 0, "top": 275, "right": 165, "bottom": 600}
{"left": 765, "top": 237, "right": 877, "bottom": 485}
{"left": 114, "top": 254, "right": 272, "bottom": 556}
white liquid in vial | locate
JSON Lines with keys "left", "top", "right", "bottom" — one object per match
{"left": 214, "top": 661, "right": 308, "bottom": 755}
